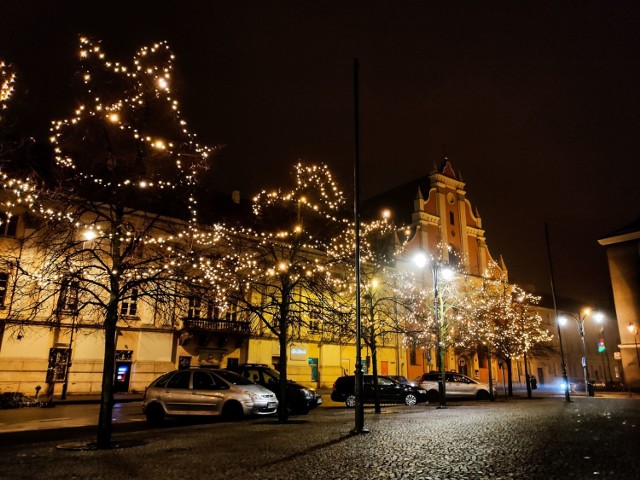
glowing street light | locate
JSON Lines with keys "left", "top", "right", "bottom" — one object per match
{"left": 559, "top": 307, "right": 596, "bottom": 396}
{"left": 413, "top": 250, "right": 453, "bottom": 408}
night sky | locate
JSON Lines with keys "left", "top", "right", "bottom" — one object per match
{"left": 2, "top": 1, "right": 639, "bottom": 310}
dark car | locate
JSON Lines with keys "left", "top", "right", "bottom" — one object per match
{"left": 226, "top": 364, "right": 322, "bottom": 414}
{"left": 331, "top": 374, "right": 428, "bottom": 407}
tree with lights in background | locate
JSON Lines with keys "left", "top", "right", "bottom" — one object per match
{"left": 401, "top": 244, "right": 474, "bottom": 404}
{"left": 327, "top": 215, "right": 422, "bottom": 412}
{"left": 5, "top": 37, "right": 213, "bottom": 448}
{"left": 200, "top": 162, "right": 346, "bottom": 423}
{"left": 457, "top": 270, "right": 553, "bottom": 397}
{"left": 0, "top": 60, "right": 15, "bottom": 117}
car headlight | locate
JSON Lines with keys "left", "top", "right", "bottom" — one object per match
{"left": 301, "top": 388, "right": 314, "bottom": 399}
{"left": 242, "top": 389, "right": 258, "bottom": 400}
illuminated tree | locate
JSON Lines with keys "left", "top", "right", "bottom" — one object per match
{"left": 401, "top": 244, "right": 473, "bottom": 403}
{"left": 0, "top": 60, "right": 15, "bottom": 112}
{"left": 7, "top": 38, "right": 212, "bottom": 448}
{"left": 201, "top": 162, "right": 347, "bottom": 422}
{"left": 326, "top": 217, "right": 421, "bottom": 412}
{"left": 457, "top": 271, "right": 553, "bottom": 396}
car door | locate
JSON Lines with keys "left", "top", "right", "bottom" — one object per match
{"left": 190, "top": 370, "right": 226, "bottom": 414}
{"left": 163, "top": 370, "right": 193, "bottom": 413}
{"left": 363, "top": 376, "right": 375, "bottom": 402}
{"left": 453, "top": 374, "right": 476, "bottom": 397}
{"left": 445, "top": 373, "right": 463, "bottom": 397}
{"left": 377, "top": 376, "right": 401, "bottom": 402}
{"left": 448, "top": 374, "right": 473, "bottom": 397}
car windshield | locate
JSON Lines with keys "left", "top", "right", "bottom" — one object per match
{"left": 214, "top": 370, "right": 254, "bottom": 386}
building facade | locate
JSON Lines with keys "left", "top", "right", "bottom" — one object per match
{"left": 2, "top": 161, "right": 602, "bottom": 397}
{"left": 599, "top": 219, "right": 640, "bottom": 390}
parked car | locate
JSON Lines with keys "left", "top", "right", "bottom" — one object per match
{"left": 415, "top": 372, "right": 495, "bottom": 401}
{"left": 331, "top": 374, "right": 428, "bottom": 407}
{"left": 226, "top": 364, "right": 322, "bottom": 414}
{"left": 142, "top": 368, "right": 278, "bottom": 425}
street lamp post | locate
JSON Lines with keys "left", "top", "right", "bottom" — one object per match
{"left": 414, "top": 251, "right": 452, "bottom": 409}
{"left": 628, "top": 323, "right": 640, "bottom": 369}
{"left": 560, "top": 308, "right": 594, "bottom": 396}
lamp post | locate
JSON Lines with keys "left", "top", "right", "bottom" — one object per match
{"left": 414, "top": 251, "right": 452, "bottom": 409}
{"left": 628, "top": 323, "right": 640, "bottom": 369}
{"left": 560, "top": 308, "right": 594, "bottom": 396}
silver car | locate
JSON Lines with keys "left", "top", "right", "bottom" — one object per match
{"left": 415, "top": 372, "right": 495, "bottom": 401}
{"left": 142, "top": 368, "right": 278, "bottom": 424}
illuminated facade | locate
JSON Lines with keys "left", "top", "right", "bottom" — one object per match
{"left": 2, "top": 160, "right": 596, "bottom": 397}
{"left": 599, "top": 219, "right": 640, "bottom": 389}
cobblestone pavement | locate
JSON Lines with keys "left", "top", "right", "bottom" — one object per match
{"left": 0, "top": 397, "right": 638, "bottom": 480}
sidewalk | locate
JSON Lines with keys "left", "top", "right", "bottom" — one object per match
{"left": 50, "top": 392, "right": 144, "bottom": 405}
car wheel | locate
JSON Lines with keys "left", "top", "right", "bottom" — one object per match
{"left": 345, "top": 394, "right": 357, "bottom": 408}
{"left": 427, "top": 390, "right": 439, "bottom": 403}
{"left": 145, "top": 403, "right": 165, "bottom": 426}
{"left": 404, "top": 393, "right": 418, "bottom": 406}
{"left": 222, "top": 401, "right": 244, "bottom": 421}
{"left": 476, "top": 390, "right": 491, "bottom": 401}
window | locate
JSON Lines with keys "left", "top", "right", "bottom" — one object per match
{"left": 224, "top": 303, "right": 238, "bottom": 322}
{"left": 193, "top": 371, "right": 218, "bottom": 390}
{"left": 410, "top": 347, "right": 418, "bottom": 365}
{"left": 449, "top": 211, "right": 455, "bottom": 225}
{"left": 308, "top": 310, "right": 322, "bottom": 334}
{"left": 0, "top": 212, "right": 18, "bottom": 237}
{"left": 188, "top": 297, "right": 202, "bottom": 318}
{"left": 166, "top": 370, "right": 191, "bottom": 389}
{"left": 120, "top": 288, "right": 138, "bottom": 316}
{"left": 57, "top": 277, "right": 79, "bottom": 313}
{"left": 0, "top": 272, "right": 8, "bottom": 308}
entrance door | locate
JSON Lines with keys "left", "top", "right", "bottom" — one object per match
{"left": 114, "top": 362, "right": 131, "bottom": 392}
{"left": 537, "top": 368, "right": 545, "bottom": 385}
{"left": 308, "top": 358, "right": 318, "bottom": 382}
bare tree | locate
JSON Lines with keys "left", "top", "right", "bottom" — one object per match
{"left": 4, "top": 37, "right": 212, "bottom": 448}
{"left": 201, "top": 163, "right": 347, "bottom": 422}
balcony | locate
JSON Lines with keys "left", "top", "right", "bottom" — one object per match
{"left": 182, "top": 318, "right": 251, "bottom": 335}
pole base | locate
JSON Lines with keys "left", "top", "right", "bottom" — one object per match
{"left": 350, "top": 427, "right": 370, "bottom": 435}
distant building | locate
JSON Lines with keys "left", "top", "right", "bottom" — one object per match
{"left": 599, "top": 218, "right": 640, "bottom": 390}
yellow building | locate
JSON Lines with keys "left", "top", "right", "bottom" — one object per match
{"left": 1, "top": 160, "right": 590, "bottom": 397}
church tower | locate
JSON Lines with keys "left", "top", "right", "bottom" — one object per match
{"left": 404, "top": 159, "right": 501, "bottom": 277}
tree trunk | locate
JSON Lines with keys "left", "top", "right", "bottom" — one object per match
{"left": 96, "top": 300, "right": 118, "bottom": 448}
{"left": 487, "top": 347, "right": 495, "bottom": 401}
{"left": 277, "top": 298, "right": 289, "bottom": 423}
{"left": 506, "top": 357, "right": 513, "bottom": 397}
{"left": 96, "top": 206, "right": 123, "bottom": 448}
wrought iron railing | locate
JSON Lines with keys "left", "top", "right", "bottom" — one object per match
{"left": 182, "top": 318, "right": 250, "bottom": 334}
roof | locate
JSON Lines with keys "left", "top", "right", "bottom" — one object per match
{"left": 597, "top": 217, "right": 640, "bottom": 246}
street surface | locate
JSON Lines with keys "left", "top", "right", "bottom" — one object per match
{"left": 0, "top": 396, "right": 638, "bottom": 480}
